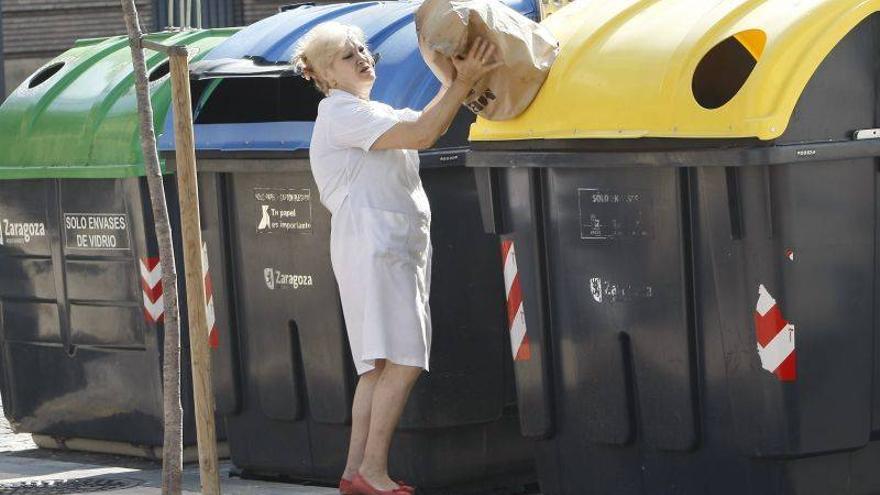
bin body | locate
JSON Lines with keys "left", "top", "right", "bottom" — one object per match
{"left": 470, "top": 7, "right": 880, "bottom": 495}
{"left": 156, "top": 0, "right": 540, "bottom": 489}
{"left": 0, "top": 29, "right": 239, "bottom": 448}
{"left": 192, "top": 158, "right": 528, "bottom": 488}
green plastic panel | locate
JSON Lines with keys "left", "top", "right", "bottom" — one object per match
{"left": 0, "top": 28, "right": 239, "bottom": 180}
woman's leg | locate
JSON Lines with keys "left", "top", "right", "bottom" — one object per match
{"left": 342, "top": 360, "right": 386, "bottom": 480}
{"left": 357, "top": 361, "right": 423, "bottom": 490}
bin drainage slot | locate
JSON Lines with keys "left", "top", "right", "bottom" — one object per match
{"left": 619, "top": 332, "right": 638, "bottom": 445}
{"left": 725, "top": 167, "right": 743, "bottom": 240}
{"left": 28, "top": 63, "right": 65, "bottom": 89}
{"left": 693, "top": 29, "right": 766, "bottom": 109}
{"left": 288, "top": 320, "right": 307, "bottom": 421}
{"left": 0, "top": 477, "right": 143, "bottom": 495}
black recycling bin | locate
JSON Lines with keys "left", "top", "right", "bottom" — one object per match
{"left": 156, "top": 0, "right": 540, "bottom": 491}
{"left": 470, "top": 3, "right": 880, "bottom": 495}
{"left": 0, "top": 30, "right": 238, "bottom": 455}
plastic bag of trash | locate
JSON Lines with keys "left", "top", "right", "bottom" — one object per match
{"left": 415, "top": 0, "right": 559, "bottom": 120}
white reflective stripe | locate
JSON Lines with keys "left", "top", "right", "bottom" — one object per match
{"left": 757, "top": 323, "right": 795, "bottom": 372}
{"left": 509, "top": 304, "right": 527, "bottom": 358}
{"left": 756, "top": 284, "right": 776, "bottom": 316}
{"left": 140, "top": 259, "right": 162, "bottom": 288}
{"left": 503, "top": 244, "right": 518, "bottom": 296}
{"left": 206, "top": 297, "right": 216, "bottom": 330}
{"left": 202, "top": 243, "right": 214, "bottom": 332}
{"left": 143, "top": 293, "right": 164, "bottom": 320}
{"left": 201, "top": 242, "right": 209, "bottom": 272}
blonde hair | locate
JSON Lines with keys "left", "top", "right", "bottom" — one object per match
{"left": 291, "top": 22, "right": 372, "bottom": 95}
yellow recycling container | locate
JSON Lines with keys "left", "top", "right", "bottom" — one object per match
{"left": 468, "top": 1, "right": 880, "bottom": 494}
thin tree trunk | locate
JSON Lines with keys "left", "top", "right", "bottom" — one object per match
{"left": 120, "top": 2, "right": 183, "bottom": 494}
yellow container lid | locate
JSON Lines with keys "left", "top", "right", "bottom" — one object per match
{"left": 470, "top": 0, "right": 879, "bottom": 142}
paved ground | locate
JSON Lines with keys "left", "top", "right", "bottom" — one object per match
{"left": 0, "top": 443, "right": 339, "bottom": 494}
{"left": 0, "top": 397, "right": 338, "bottom": 494}
{"left": 0, "top": 398, "right": 535, "bottom": 494}
{"left": 0, "top": 398, "right": 36, "bottom": 452}
{"left": 0, "top": 454, "right": 339, "bottom": 494}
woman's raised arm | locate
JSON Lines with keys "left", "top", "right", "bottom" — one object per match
{"left": 371, "top": 37, "right": 502, "bottom": 151}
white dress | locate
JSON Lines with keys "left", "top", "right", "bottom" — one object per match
{"left": 309, "top": 88, "right": 432, "bottom": 375}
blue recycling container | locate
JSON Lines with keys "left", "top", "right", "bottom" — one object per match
{"left": 158, "top": 1, "right": 539, "bottom": 491}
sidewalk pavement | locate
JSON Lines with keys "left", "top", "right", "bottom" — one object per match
{"left": 0, "top": 400, "right": 535, "bottom": 494}
{"left": 0, "top": 452, "right": 339, "bottom": 495}
{"left": 0, "top": 398, "right": 337, "bottom": 494}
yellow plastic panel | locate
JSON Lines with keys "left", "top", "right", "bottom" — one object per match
{"left": 471, "top": 0, "right": 880, "bottom": 142}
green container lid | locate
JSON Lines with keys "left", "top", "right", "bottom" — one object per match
{"left": 0, "top": 28, "right": 239, "bottom": 180}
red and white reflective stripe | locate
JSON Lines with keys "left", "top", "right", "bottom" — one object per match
{"left": 202, "top": 242, "right": 219, "bottom": 349}
{"left": 501, "top": 239, "right": 531, "bottom": 361}
{"left": 140, "top": 257, "right": 164, "bottom": 323}
{"left": 754, "top": 284, "right": 796, "bottom": 381}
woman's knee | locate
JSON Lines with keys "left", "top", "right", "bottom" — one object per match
{"left": 360, "top": 361, "right": 386, "bottom": 382}
{"left": 360, "top": 367, "right": 381, "bottom": 382}
{"left": 384, "top": 361, "right": 423, "bottom": 382}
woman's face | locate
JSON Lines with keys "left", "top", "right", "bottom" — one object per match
{"left": 325, "top": 38, "right": 376, "bottom": 94}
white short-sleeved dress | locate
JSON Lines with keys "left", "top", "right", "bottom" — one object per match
{"left": 309, "top": 88, "right": 432, "bottom": 375}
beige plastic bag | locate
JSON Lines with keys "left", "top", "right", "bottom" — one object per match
{"left": 415, "top": 0, "right": 559, "bottom": 120}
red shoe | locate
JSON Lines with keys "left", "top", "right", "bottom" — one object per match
{"left": 339, "top": 478, "right": 356, "bottom": 495}
{"left": 352, "top": 473, "right": 414, "bottom": 495}
{"left": 395, "top": 480, "right": 415, "bottom": 493}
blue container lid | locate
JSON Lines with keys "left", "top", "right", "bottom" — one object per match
{"left": 158, "top": 0, "right": 539, "bottom": 154}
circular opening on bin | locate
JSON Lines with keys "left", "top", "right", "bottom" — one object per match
{"left": 28, "top": 62, "right": 65, "bottom": 89}
{"left": 148, "top": 60, "right": 170, "bottom": 82}
{"left": 693, "top": 29, "right": 766, "bottom": 109}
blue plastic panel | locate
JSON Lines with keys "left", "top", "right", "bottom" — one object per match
{"left": 158, "top": 0, "right": 538, "bottom": 153}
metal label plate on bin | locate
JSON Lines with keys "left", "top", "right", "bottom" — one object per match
{"left": 0, "top": 216, "right": 47, "bottom": 248}
{"left": 588, "top": 276, "right": 654, "bottom": 304}
{"left": 63, "top": 213, "right": 131, "bottom": 251}
{"left": 254, "top": 188, "right": 312, "bottom": 235}
{"left": 262, "top": 266, "right": 314, "bottom": 291}
{"left": 577, "top": 188, "right": 653, "bottom": 240}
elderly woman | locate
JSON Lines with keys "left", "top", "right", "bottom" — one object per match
{"left": 292, "top": 21, "right": 500, "bottom": 495}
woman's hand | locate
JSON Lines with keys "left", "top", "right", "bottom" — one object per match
{"left": 451, "top": 37, "right": 503, "bottom": 85}
{"left": 438, "top": 62, "right": 457, "bottom": 86}
{"left": 419, "top": 41, "right": 457, "bottom": 86}
{"left": 372, "top": 38, "right": 502, "bottom": 151}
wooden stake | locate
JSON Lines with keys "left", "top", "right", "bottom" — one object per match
{"left": 168, "top": 48, "right": 221, "bottom": 495}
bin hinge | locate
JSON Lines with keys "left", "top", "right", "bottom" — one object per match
{"left": 853, "top": 128, "right": 880, "bottom": 140}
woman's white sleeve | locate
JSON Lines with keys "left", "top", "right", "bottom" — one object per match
{"left": 396, "top": 108, "right": 422, "bottom": 122}
{"left": 329, "top": 99, "right": 401, "bottom": 151}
